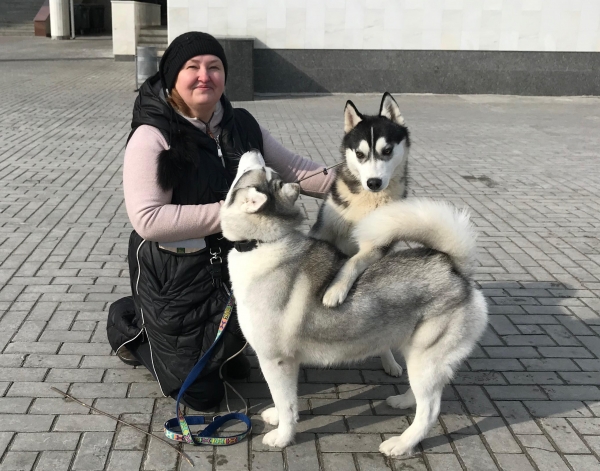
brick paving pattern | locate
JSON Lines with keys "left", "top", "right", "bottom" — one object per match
{"left": 0, "top": 37, "right": 599, "bottom": 470}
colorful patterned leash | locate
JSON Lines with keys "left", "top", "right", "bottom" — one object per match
{"left": 164, "top": 294, "right": 252, "bottom": 446}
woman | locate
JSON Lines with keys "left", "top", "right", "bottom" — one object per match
{"left": 106, "top": 32, "right": 334, "bottom": 410}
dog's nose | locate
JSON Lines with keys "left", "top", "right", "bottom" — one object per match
{"left": 367, "top": 178, "right": 382, "bottom": 191}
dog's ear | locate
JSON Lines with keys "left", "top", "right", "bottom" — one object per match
{"left": 240, "top": 187, "right": 268, "bottom": 213}
{"left": 344, "top": 100, "right": 363, "bottom": 133}
{"left": 379, "top": 92, "right": 405, "bottom": 126}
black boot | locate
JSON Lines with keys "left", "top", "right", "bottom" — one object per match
{"left": 117, "top": 346, "right": 141, "bottom": 367}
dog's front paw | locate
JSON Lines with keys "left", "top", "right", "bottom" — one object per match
{"left": 262, "top": 428, "right": 294, "bottom": 448}
{"left": 386, "top": 393, "right": 415, "bottom": 410}
{"left": 379, "top": 436, "right": 414, "bottom": 458}
{"left": 261, "top": 407, "right": 279, "bottom": 426}
{"left": 322, "top": 282, "right": 350, "bottom": 307}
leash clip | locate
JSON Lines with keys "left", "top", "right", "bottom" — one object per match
{"left": 210, "top": 247, "right": 222, "bottom": 265}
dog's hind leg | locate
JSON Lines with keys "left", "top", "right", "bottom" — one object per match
{"left": 258, "top": 356, "right": 300, "bottom": 448}
{"left": 380, "top": 349, "right": 403, "bottom": 377}
{"left": 322, "top": 244, "right": 384, "bottom": 307}
{"left": 379, "top": 350, "right": 451, "bottom": 457}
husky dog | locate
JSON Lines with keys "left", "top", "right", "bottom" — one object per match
{"left": 221, "top": 151, "right": 488, "bottom": 457}
{"left": 310, "top": 92, "right": 410, "bottom": 377}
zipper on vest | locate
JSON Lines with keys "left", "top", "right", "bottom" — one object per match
{"left": 206, "top": 128, "right": 225, "bottom": 167}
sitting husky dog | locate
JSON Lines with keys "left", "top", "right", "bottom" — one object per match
{"left": 310, "top": 92, "right": 410, "bottom": 377}
{"left": 221, "top": 151, "right": 488, "bottom": 457}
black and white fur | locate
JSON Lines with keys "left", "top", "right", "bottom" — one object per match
{"left": 310, "top": 92, "right": 410, "bottom": 376}
{"left": 221, "top": 151, "right": 488, "bottom": 457}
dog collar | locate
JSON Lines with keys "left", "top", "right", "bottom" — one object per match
{"left": 234, "top": 240, "right": 259, "bottom": 252}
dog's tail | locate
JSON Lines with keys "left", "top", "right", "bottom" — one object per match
{"left": 353, "top": 199, "right": 477, "bottom": 276}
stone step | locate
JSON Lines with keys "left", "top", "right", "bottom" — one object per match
{"left": 138, "top": 37, "right": 167, "bottom": 46}
{"left": 2, "top": 0, "right": 45, "bottom": 24}
{"left": 0, "top": 23, "right": 34, "bottom": 36}
{"left": 139, "top": 26, "right": 167, "bottom": 37}
{"left": 138, "top": 36, "right": 167, "bottom": 44}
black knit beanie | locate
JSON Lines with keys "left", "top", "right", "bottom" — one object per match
{"left": 159, "top": 31, "right": 228, "bottom": 93}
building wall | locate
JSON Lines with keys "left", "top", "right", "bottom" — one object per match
{"left": 168, "top": 0, "right": 600, "bottom": 52}
{"left": 167, "top": 0, "right": 600, "bottom": 95}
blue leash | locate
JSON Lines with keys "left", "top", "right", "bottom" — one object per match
{"left": 163, "top": 295, "right": 252, "bottom": 445}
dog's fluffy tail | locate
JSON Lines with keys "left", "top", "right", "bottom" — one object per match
{"left": 353, "top": 199, "right": 477, "bottom": 276}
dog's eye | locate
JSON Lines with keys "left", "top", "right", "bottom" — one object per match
{"left": 355, "top": 151, "right": 365, "bottom": 159}
{"left": 382, "top": 148, "right": 392, "bottom": 156}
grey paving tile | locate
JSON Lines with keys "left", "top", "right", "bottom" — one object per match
{"left": 11, "top": 432, "right": 80, "bottom": 451}
{"left": 0, "top": 452, "right": 38, "bottom": 471}
{"left": 539, "top": 418, "right": 590, "bottom": 453}
{"left": 524, "top": 401, "right": 593, "bottom": 418}
{"left": 357, "top": 452, "right": 398, "bottom": 470}
{"left": 503, "top": 371, "right": 564, "bottom": 385}
{"left": 542, "top": 386, "right": 600, "bottom": 400}
{"left": 54, "top": 415, "right": 117, "bottom": 432}
{"left": 36, "top": 451, "right": 74, "bottom": 471}
{"left": 309, "top": 399, "right": 372, "bottom": 416}
{"left": 495, "top": 401, "right": 542, "bottom": 435}
{"left": 526, "top": 449, "right": 570, "bottom": 471}
{"left": 565, "top": 454, "right": 600, "bottom": 471}
{"left": 518, "top": 434, "right": 556, "bottom": 451}
{"left": 495, "top": 454, "right": 536, "bottom": 471}
{"left": 285, "top": 434, "right": 320, "bottom": 471}
{"left": 318, "top": 433, "right": 382, "bottom": 452}
{"left": 455, "top": 386, "right": 498, "bottom": 416}
{"left": 426, "top": 454, "right": 463, "bottom": 471}
{"left": 473, "top": 416, "right": 521, "bottom": 453}
{"left": 451, "top": 433, "right": 499, "bottom": 470}
{"left": 346, "top": 416, "right": 409, "bottom": 433}
{"left": 0, "top": 398, "right": 32, "bottom": 414}
{"left": 321, "top": 453, "right": 356, "bottom": 471}
{"left": 521, "top": 358, "right": 581, "bottom": 371}
{"left": 72, "top": 432, "right": 113, "bottom": 471}
{"left": 0, "top": 415, "right": 54, "bottom": 432}
{"left": 485, "top": 386, "right": 548, "bottom": 400}
{"left": 106, "top": 451, "right": 144, "bottom": 471}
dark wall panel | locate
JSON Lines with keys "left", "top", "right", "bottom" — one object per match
{"left": 254, "top": 49, "right": 600, "bottom": 96}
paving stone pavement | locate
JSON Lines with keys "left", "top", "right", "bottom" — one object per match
{"left": 0, "top": 37, "right": 599, "bottom": 471}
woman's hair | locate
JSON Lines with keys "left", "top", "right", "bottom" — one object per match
{"left": 168, "top": 88, "right": 194, "bottom": 118}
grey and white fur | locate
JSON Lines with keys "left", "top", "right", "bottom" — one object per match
{"left": 310, "top": 92, "right": 410, "bottom": 377}
{"left": 221, "top": 151, "right": 488, "bottom": 457}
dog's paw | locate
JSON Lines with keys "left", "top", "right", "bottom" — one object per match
{"left": 262, "top": 429, "right": 293, "bottom": 448}
{"left": 379, "top": 436, "right": 414, "bottom": 458}
{"left": 322, "top": 283, "right": 350, "bottom": 307}
{"left": 261, "top": 407, "right": 279, "bottom": 426}
{"left": 386, "top": 393, "right": 415, "bottom": 410}
{"left": 382, "top": 360, "right": 403, "bottom": 377}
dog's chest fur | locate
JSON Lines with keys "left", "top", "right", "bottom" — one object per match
{"left": 311, "top": 167, "right": 407, "bottom": 256}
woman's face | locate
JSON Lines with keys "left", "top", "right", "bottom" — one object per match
{"left": 174, "top": 54, "right": 225, "bottom": 113}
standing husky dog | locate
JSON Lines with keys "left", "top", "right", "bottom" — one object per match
{"left": 310, "top": 92, "right": 410, "bottom": 376}
{"left": 221, "top": 151, "right": 487, "bottom": 457}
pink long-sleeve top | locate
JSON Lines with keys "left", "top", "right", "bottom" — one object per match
{"left": 123, "top": 104, "right": 335, "bottom": 243}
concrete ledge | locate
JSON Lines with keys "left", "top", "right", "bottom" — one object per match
{"left": 254, "top": 49, "right": 600, "bottom": 96}
{"left": 115, "top": 54, "right": 135, "bottom": 62}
